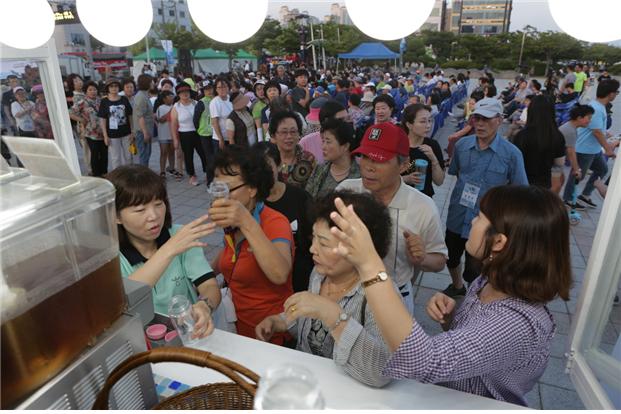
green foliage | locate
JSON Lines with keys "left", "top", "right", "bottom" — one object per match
{"left": 443, "top": 60, "right": 477, "bottom": 70}
{"left": 609, "top": 63, "right": 621, "bottom": 75}
{"left": 491, "top": 58, "right": 516, "bottom": 71}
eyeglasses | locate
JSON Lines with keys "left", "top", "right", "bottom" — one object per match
{"left": 228, "top": 183, "right": 247, "bottom": 193}
{"left": 276, "top": 129, "right": 300, "bottom": 137}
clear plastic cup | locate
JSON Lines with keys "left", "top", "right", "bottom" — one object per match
{"left": 168, "top": 295, "right": 197, "bottom": 346}
{"left": 253, "top": 364, "right": 325, "bottom": 410}
{"left": 208, "top": 180, "right": 229, "bottom": 207}
{"left": 413, "top": 159, "right": 428, "bottom": 191}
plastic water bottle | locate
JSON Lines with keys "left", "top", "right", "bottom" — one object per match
{"left": 168, "top": 295, "right": 197, "bottom": 346}
{"left": 253, "top": 364, "right": 325, "bottom": 410}
{"left": 413, "top": 159, "right": 428, "bottom": 191}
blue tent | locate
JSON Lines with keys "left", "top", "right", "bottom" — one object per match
{"left": 338, "top": 42, "right": 399, "bottom": 60}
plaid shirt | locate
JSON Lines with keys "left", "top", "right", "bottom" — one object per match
{"left": 382, "top": 276, "right": 556, "bottom": 407}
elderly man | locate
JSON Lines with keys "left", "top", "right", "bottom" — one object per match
{"left": 337, "top": 122, "right": 447, "bottom": 314}
{"left": 443, "top": 97, "right": 528, "bottom": 298}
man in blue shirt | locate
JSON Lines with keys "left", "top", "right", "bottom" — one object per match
{"left": 562, "top": 79, "right": 619, "bottom": 209}
{"left": 443, "top": 97, "right": 528, "bottom": 298}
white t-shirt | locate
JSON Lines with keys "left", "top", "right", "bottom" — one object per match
{"left": 156, "top": 104, "right": 173, "bottom": 141}
{"left": 11, "top": 100, "right": 35, "bottom": 131}
{"left": 336, "top": 178, "right": 448, "bottom": 289}
{"left": 174, "top": 101, "right": 196, "bottom": 132}
{"left": 209, "top": 96, "right": 233, "bottom": 142}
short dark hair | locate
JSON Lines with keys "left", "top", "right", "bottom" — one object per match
{"left": 320, "top": 118, "right": 355, "bottom": 147}
{"left": 569, "top": 103, "right": 595, "bottom": 120}
{"left": 268, "top": 110, "right": 303, "bottom": 136}
{"left": 400, "top": 104, "right": 432, "bottom": 134}
{"left": 479, "top": 185, "right": 572, "bottom": 302}
{"left": 485, "top": 84, "right": 497, "bottom": 98}
{"left": 295, "top": 69, "right": 309, "bottom": 78}
{"left": 213, "top": 145, "right": 274, "bottom": 201}
{"left": 313, "top": 191, "right": 392, "bottom": 258}
{"left": 83, "top": 80, "right": 100, "bottom": 94}
{"left": 565, "top": 82, "right": 574, "bottom": 90}
{"left": 372, "top": 94, "right": 395, "bottom": 110}
{"left": 215, "top": 76, "right": 231, "bottom": 89}
{"left": 67, "top": 73, "right": 83, "bottom": 92}
{"left": 349, "top": 93, "right": 361, "bottom": 106}
{"left": 122, "top": 78, "right": 136, "bottom": 89}
{"left": 596, "top": 79, "right": 620, "bottom": 98}
{"left": 253, "top": 141, "right": 281, "bottom": 166}
{"left": 337, "top": 79, "right": 349, "bottom": 89}
{"left": 106, "top": 165, "right": 172, "bottom": 251}
{"left": 530, "top": 79, "right": 541, "bottom": 91}
{"left": 470, "top": 90, "right": 485, "bottom": 102}
{"left": 160, "top": 90, "right": 174, "bottom": 100}
{"left": 264, "top": 80, "right": 282, "bottom": 95}
{"left": 137, "top": 74, "right": 153, "bottom": 91}
{"left": 319, "top": 100, "right": 346, "bottom": 124}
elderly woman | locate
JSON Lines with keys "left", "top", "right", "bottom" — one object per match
{"left": 305, "top": 118, "right": 360, "bottom": 199}
{"left": 268, "top": 110, "right": 316, "bottom": 188}
{"left": 255, "top": 191, "right": 395, "bottom": 388}
{"left": 226, "top": 91, "right": 257, "bottom": 147}
{"left": 208, "top": 145, "right": 294, "bottom": 345}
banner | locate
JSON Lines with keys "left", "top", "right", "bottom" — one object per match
{"left": 161, "top": 40, "right": 175, "bottom": 66}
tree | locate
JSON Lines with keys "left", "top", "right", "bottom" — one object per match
{"left": 533, "top": 31, "right": 583, "bottom": 75}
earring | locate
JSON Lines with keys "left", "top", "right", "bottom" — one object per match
{"left": 488, "top": 254, "right": 494, "bottom": 262}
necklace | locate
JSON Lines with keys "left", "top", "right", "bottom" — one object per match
{"left": 325, "top": 277, "right": 358, "bottom": 296}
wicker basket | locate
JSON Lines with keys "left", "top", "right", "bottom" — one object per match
{"left": 92, "top": 347, "right": 259, "bottom": 410}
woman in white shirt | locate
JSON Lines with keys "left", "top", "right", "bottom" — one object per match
{"left": 170, "top": 82, "right": 208, "bottom": 186}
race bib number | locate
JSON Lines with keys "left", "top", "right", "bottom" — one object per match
{"left": 109, "top": 117, "right": 118, "bottom": 130}
{"left": 459, "top": 182, "right": 481, "bottom": 209}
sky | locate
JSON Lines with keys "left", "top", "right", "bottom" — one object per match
{"left": 267, "top": 0, "right": 563, "bottom": 32}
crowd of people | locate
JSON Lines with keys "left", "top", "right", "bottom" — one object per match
{"left": 1, "top": 60, "right": 619, "bottom": 407}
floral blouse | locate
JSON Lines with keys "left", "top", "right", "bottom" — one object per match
{"left": 71, "top": 96, "right": 103, "bottom": 140}
{"left": 278, "top": 145, "right": 317, "bottom": 188}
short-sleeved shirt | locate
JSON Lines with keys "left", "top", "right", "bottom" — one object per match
{"left": 156, "top": 104, "right": 173, "bottom": 142}
{"left": 576, "top": 100, "right": 606, "bottom": 155}
{"left": 559, "top": 121, "right": 578, "bottom": 147}
{"left": 574, "top": 72, "right": 587, "bottom": 92}
{"left": 131, "top": 90, "right": 154, "bottom": 134}
{"left": 447, "top": 134, "right": 528, "bottom": 238}
{"left": 218, "top": 204, "right": 294, "bottom": 344}
{"left": 513, "top": 127, "right": 566, "bottom": 189}
{"left": 336, "top": 178, "right": 448, "bottom": 289}
{"left": 11, "top": 100, "right": 35, "bottom": 131}
{"left": 209, "top": 96, "right": 233, "bottom": 141}
{"left": 119, "top": 225, "right": 215, "bottom": 315}
{"left": 98, "top": 96, "right": 133, "bottom": 138}
{"left": 252, "top": 99, "right": 267, "bottom": 121}
{"left": 402, "top": 138, "right": 445, "bottom": 198}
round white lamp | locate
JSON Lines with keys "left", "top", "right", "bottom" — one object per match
{"left": 345, "top": 0, "right": 435, "bottom": 41}
{"left": 0, "top": 0, "right": 55, "bottom": 49}
{"left": 77, "top": 0, "right": 153, "bottom": 47}
{"left": 188, "top": 0, "right": 268, "bottom": 44}
{"left": 549, "top": 0, "right": 621, "bottom": 43}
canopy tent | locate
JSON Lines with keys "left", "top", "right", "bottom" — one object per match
{"left": 338, "top": 42, "right": 399, "bottom": 60}
{"left": 192, "top": 49, "right": 258, "bottom": 75}
{"left": 133, "top": 47, "right": 177, "bottom": 61}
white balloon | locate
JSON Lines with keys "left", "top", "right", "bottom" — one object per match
{"left": 549, "top": 0, "right": 621, "bottom": 43}
{"left": 188, "top": 0, "right": 268, "bottom": 44}
{"left": 77, "top": 0, "right": 153, "bottom": 47}
{"left": 345, "top": 0, "right": 435, "bottom": 41}
{"left": 0, "top": 0, "right": 54, "bottom": 49}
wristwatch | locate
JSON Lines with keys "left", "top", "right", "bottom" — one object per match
{"left": 331, "top": 312, "right": 350, "bottom": 331}
{"left": 362, "top": 271, "right": 389, "bottom": 288}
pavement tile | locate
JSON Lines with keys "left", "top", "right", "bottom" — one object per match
{"left": 539, "top": 356, "right": 574, "bottom": 390}
{"left": 539, "top": 384, "right": 585, "bottom": 410}
{"left": 524, "top": 384, "right": 542, "bottom": 410}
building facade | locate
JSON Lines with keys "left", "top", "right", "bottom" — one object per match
{"left": 450, "top": 0, "right": 512, "bottom": 35}
{"left": 420, "top": 0, "right": 447, "bottom": 31}
{"left": 151, "top": 0, "right": 192, "bottom": 32}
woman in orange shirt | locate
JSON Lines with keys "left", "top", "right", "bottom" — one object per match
{"left": 208, "top": 145, "right": 294, "bottom": 345}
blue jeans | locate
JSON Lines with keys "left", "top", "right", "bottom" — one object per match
{"left": 134, "top": 130, "right": 152, "bottom": 167}
{"left": 563, "top": 152, "right": 608, "bottom": 202}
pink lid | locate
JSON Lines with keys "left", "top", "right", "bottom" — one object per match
{"left": 164, "top": 330, "right": 178, "bottom": 342}
{"left": 146, "top": 324, "right": 167, "bottom": 340}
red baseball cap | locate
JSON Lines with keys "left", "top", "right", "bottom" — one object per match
{"left": 352, "top": 122, "right": 409, "bottom": 162}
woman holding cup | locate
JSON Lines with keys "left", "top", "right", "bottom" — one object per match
{"left": 400, "top": 104, "right": 445, "bottom": 198}
{"left": 208, "top": 145, "right": 294, "bottom": 345}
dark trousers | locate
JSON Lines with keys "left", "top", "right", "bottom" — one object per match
{"left": 445, "top": 229, "right": 482, "bottom": 284}
{"left": 563, "top": 152, "right": 608, "bottom": 201}
{"left": 86, "top": 137, "right": 108, "bottom": 177}
{"left": 200, "top": 135, "right": 218, "bottom": 185}
{"left": 179, "top": 131, "right": 207, "bottom": 177}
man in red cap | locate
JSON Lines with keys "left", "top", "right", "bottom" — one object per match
{"left": 337, "top": 122, "right": 447, "bottom": 314}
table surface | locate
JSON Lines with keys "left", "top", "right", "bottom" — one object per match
{"left": 151, "top": 329, "right": 527, "bottom": 410}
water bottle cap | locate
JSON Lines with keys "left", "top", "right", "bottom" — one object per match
{"left": 146, "top": 324, "right": 167, "bottom": 340}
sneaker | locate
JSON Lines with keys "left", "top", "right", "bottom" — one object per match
{"left": 565, "top": 200, "right": 586, "bottom": 210}
{"left": 578, "top": 195, "right": 597, "bottom": 208}
{"left": 442, "top": 283, "right": 467, "bottom": 298}
{"left": 189, "top": 175, "right": 199, "bottom": 186}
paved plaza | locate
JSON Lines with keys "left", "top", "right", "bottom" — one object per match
{"left": 68, "top": 79, "right": 621, "bottom": 409}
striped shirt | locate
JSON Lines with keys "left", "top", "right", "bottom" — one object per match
{"left": 382, "top": 276, "right": 556, "bottom": 406}
{"left": 291, "top": 269, "right": 399, "bottom": 388}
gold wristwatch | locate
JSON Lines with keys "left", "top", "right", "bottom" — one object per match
{"left": 362, "top": 271, "right": 389, "bottom": 288}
